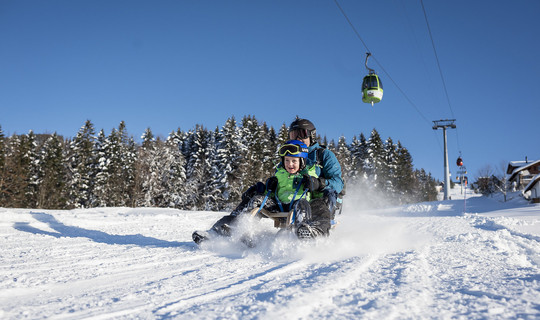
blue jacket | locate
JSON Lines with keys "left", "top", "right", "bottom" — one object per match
{"left": 306, "top": 142, "right": 344, "bottom": 194}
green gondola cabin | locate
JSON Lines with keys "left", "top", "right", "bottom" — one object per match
{"left": 362, "top": 73, "right": 383, "bottom": 105}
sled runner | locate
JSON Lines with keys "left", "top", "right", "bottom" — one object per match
{"left": 248, "top": 207, "right": 294, "bottom": 228}
{"left": 252, "top": 207, "right": 338, "bottom": 226}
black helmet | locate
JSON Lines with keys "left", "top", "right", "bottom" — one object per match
{"left": 288, "top": 116, "right": 316, "bottom": 143}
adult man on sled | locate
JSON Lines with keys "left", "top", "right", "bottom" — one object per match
{"left": 192, "top": 116, "right": 344, "bottom": 243}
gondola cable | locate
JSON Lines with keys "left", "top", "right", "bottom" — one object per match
{"left": 420, "top": 0, "right": 462, "bottom": 154}
{"left": 332, "top": 0, "right": 432, "bottom": 125}
{"left": 333, "top": 0, "right": 443, "bottom": 154}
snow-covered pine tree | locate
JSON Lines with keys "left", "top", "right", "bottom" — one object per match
{"left": 358, "top": 133, "right": 369, "bottom": 174}
{"left": 348, "top": 134, "right": 368, "bottom": 184}
{"left": 103, "top": 127, "right": 123, "bottom": 206}
{"left": 365, "top": 129, "right": 386, "bottom": 190}
{"left": 0, "top": 131, "right": 40, "bottom": 208}
{"left": 348, "top": 135, "right": 360, "bottom": 182}
{"left": 199, "top": 129, "right": 215, "bottom": 209}
{"left": 184, "top": 124, "right": 213, "bottom": 210}
{"left": 425, "top": 172, "right": 439, "bottom": 201}
{"left": 0, "top": 127, "right": 12, "bottom": 207}
{"left": 123, "top": 127, "right": 138, "bottom": 207}
{"left": 267, "top": 124, "right": 278, "bottom": 153}
{"left": 67, "top": 120, "right": 97, "bottom": 208}
{"left": 205, "top": 126, "right": 228, "bottom": 210}
{"left": 325, "top": 139, "right": 336, "bottom": 158}
{"left": 0, "top": 126, "right": 5, "bottom": 206}
{"left": 179, "top": 127, "right": 193, "bottom": 163}
{"left": 101, "top": 126, "right": 122, "bottom": 206}
{"left": 2, "top": 135, "right": 23, "bottom": 207}
{"left": 382, "top": 137, "right": 398, "bottom": 200}
{"left": 134, "top": 128, "right": 186, "bottom": 208}
{"left": 134, "top": 127, "right": 155, "bottom": 207}
{"left": 141, "top": 127, "right": 154, "bottom": 149}
{"left": 239, "top": 115, "right": 264, "bottom": 191}
{"left": 201, "top": 127, "right": 221, "bottom": 210}
{"left": 414, "top": 168, "right": 438, "bottom": 202}
{"left": 259, "top": 121, "right": 278, "bottom": 180}
{"left": 277, "top": 123, "right": 289, "bottom": 146}
{"left": 22, "top": 131, "right": 40, "bottom": 208}
{"left": 93, "top": 129, "right": 109, "bottom": 207}
{"left": 162, "top": 131, "right": 187, "bottom": 208}
{"left": 181, "top": 128, "right": 195, "bottom": 208}
{"left": 273, "top": 123, "right": 290, "bottom": 174}
{"left": 0, "top": 125, "right": 4, "bottom": 177}
{"left": 37, "top": 133, "right": 68, "bottom": 209}
{"left": 99, "top": 121, "right": 137, "bottom": 207}
{"left": 335, "top": 136, "right": 353, "bottom": 181}
{"left": 210, "top": 116, "right": 245, "bottom": 210}
{"left": 394, "top": 141, "right": 415, "bottom": 203}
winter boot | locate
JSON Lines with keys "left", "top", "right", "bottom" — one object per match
{"left": 292, "top": 198, "right": 312, "bottom": 226}
{"left": 210, "top": 215, "right": 236, "bottom": 237}
{"left": 192, "top": 230, "right": 210, "bottom": 244}
{"left": 296, "top": 223, "right": 325, "bottom": 239}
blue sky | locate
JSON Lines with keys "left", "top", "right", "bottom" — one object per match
{"left": 1, "top": 0, "right": 539, "bottom": 182}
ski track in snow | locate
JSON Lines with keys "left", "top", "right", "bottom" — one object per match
{"left": 1, "top": 191, "right": 540, "bottom": 319}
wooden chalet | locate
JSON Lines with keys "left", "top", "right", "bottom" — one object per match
{"left": 507, "top": 159, "right": 540, "bottom": 202}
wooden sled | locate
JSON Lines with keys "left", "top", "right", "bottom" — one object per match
{"left": 248, "top": 207, "right": 294, "bottom": 229}
{"left": 249, "top": 207, "right": 339, "bottom": 230}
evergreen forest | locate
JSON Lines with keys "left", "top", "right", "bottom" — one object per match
{"left": 0, "top": 116, "right": 438, "bottom": 210}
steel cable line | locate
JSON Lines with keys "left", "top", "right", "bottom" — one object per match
{"left": 333, "top": 0, "right": 432, "bottom": 125}
{"left": 420, "top": 0, "right": 462, "bottom": 153}
{"left": 333, "top": 0, "right": 443, "bottom": 156}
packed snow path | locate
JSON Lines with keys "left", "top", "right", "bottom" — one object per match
{"left": 1, "top": 192, "right": 540, "bottom": 319}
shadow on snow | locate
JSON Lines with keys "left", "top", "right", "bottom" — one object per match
{"left": 14, "top": 211, "right": 195, "bottom": 249}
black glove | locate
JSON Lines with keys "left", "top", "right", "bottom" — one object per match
{"left": 265, "top": 176, "right": 278, "bottom": 193}
{"left": 242, "top": 181, "right": 265, "bottom": 202}
{"left": 317, "top": 177, "right": 326, "bottom": 191}
{"left": 302, "top": 175, "right": 325, "bottom": 191}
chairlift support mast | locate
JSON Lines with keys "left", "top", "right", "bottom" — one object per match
{"left": 432, "top": 119, "right": 456, "bottom": 200}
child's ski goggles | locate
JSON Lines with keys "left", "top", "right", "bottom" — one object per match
{"left": 278, "top": 144, "right": 308, "bottom": 157}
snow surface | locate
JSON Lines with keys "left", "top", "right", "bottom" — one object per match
{"left": 1, "top": 188, "right": 540, "bottom": 319}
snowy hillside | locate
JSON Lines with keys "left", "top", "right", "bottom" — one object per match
{"left": 1, "top": 188, "right": 540, "bottom": 319}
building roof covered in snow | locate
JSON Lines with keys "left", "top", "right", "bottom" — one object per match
{"left": 507, "top": 160, "right": 534, "bottom": 174}
{"left": 524, "top": 173, "right": 540, "bottom": 194}
{"left": 508, "top": 159, "right": 540, "bottom": 182}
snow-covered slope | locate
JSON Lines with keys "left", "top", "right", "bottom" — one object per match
{"left": 1, "top": 189, "right": 539, "bottom": 319}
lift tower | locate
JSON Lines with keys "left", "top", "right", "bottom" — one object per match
{"left": 432, "top": 119, "right": 456, "bottom": 200}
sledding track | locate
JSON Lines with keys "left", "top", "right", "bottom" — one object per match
{"left": 1, "top": 199, "right": 540, "bottom": 319}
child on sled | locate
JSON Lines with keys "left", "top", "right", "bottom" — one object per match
{"left": 192, "top": 140, "right": 328, "bottom": 244}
